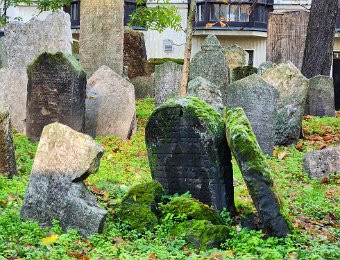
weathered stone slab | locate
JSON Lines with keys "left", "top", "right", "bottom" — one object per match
{"left": 308, "top": 75, "right": 335, "bottom": 117}
{"left": 124, "top": 29, "right": 147, "bottom": 79}
{"left": 26, "top": 52, "right": 86, "bottom": 142}
{"left": 80, "top": 0, "right": 124, "bottom": 77}
{"left": 226, "top": 107, "right": 290, "bottom": 237}
{"left": 267, "top": 10, "right": 309, "bottom": 70}
{"left": 189, "top": 35, "right": 229, "bottom": 99}
{"left": 131, "top": 75, "right": 155, "bottom": 99}
{"left": 258, "top": 61, "right": 276, "bottom": 76}
{"left": 146, "top": 97, "right": 235, "bottom": 213}
{"left": 154, "top": 61, "right": 182, "bottom": 107}
{"left": 21, "top": 123, "right": 106, "bottom": 237}
{"left": 303, "top": 147, "right": 340, "bottom": 179}
{"left": 262, "top": 61, "right": 308, "bottom": 145}
{"left": 226, "top": 74, "right": 278, "bottom": 155}
{"left": 187, "top": 77, "right": 224, "bottom": 115}
{"left": 85, "top": 65, "right": 137, "bottom": 139}
{"left": 0, "top": 68, "right": 28, "bottom": 133}
{"left": 232, "top": 66, "right": 258, "bottom": 82}
{"left": 223, "top": 45, "right": 247, "bottom": 82}
{"left": 0, "top": 103, "right": 17, "bottom": 178}
{"left": 4, "top": 12, "right": 72, "bottom": 69}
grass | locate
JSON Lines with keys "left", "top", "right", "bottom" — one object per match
{"left": 0, "top": 98, "right": 339, "bottom": 259}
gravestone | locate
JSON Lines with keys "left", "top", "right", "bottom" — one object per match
{"left": 4, "top": 12, "right": 72, "bottom": 69}
{"left": 267, "top": 10, "right": 309, "bottom": 70}
{"left": 223, "top": 45, "right": 248, "bottom": 82}
{"left": 0, "top": 103, "right": 17, "bottom": 178}
{"left": 0, "top": 37, "right": 6, "bottom": 68}
{"left": 21, "top": 123, "right": 107, "bottom": 237}
{"left": 258, "top": 61, "right": 276, "bottom": 76}
{"left": 308, "top": 76, "right": 335, "bottom": 117}
{"left": 26, "top": 52, "right": 86, "bottom": 142}
{"left": 130, "top": 75, "right": 155, "bottom": 99}
{"left": 232, "top": 66, "right": 258, "bottom": 82}
{"left": 187, "top": 77, "right": 224, "bottom": 115}
{"left": 226, "top": 107, "right": 290, "bottom": 237}
{"left": 303, "top": 147, "right": 340, "bottom": 179}
{"left": 80, "top": 0, "right": 124, "bottom": 77}
{"left": 85, "top": 65, "right": 137, "bottom": 139}
{"left": 226, "top": 74, "right": 278, "bottom": 155}
{"left": 124, "top": 29, "right": 147, "bottom": 79}
{"left": 262, "top": 61, "right": 308, "bottom": 145}
{"left": 145, "top": 97, "right": 236, "bottom": 213}
{"left": 189, "top": 35, "right": 229, "bottom": 99}
{"left": 154, "top": 61, "right": 182, "bottom": 107}
{"left": 0, "top": 68, "right": 27, "bottom": 133}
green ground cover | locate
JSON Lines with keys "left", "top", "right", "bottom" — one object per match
{"left": 0, "top": 99, "right": 339, "bottom": 259}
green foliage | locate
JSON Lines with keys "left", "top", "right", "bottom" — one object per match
{"left": 148, "top": 58, "right": 184, "bottom": 65}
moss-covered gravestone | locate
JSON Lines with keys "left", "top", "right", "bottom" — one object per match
{"left": 26, "top": 52, "right": 86, "bottom": 141}
{"left": 146, "top": 97, "right": 235, "bottom": 213}
{"left": 226, "top": 74, "right": 278, "bottom": 155}
{"left": 226, "top": 108, "right": 290, "bottom": 237}
{"left": 232, "top": 66, "right": 258, "bottom": 82}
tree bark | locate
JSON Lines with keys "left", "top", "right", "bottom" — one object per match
{"left": 179, "top": 0, "right": 196, "bottom": 97}
{"left": 301, "top": 0, "right": 339, "bottom": 79}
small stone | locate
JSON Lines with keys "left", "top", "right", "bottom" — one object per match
{"left": 21, "top": 123, "right": 107, "bottom": 237}
{"left": 303, "top": 147, "right": 340, "bottom": 179}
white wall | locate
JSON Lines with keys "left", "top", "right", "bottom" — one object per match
{"left": 274, "top": 0, "right": 311, "bottom": 10}
{"left": 5, "top": 4, "right": 52, "bottom": 23}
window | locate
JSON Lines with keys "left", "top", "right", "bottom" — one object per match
{"left": 64, "top": 0, "right": 80, "bottom": 28}
{"left": 201, "top": 3, "right": 250, "bottom": 23}
{"left": 124, "top": 0, "right": 146, "bottom": 27}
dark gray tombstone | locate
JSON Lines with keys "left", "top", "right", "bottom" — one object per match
{"left": 145, "top": 97, "right": 235, "bottom": 213}
{"left": 226, "top": 74, "right": 278, "bottom": 155}
{"left": 26, "top": 52, "right": 86, "bottom": 142}
{"left": 232, "top": 66, "right": 258, "bottom": 82}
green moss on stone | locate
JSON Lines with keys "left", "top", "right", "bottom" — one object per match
{"left": 148, "top": 58, "right": 184, "bottom": 65}
{"left": 161, "top": 197, "right": 223, "bottom": 225}
{"left": 124, "top": 180, "right": 164, "bottom": 206}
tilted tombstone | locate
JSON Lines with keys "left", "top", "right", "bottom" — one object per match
{"left": 80, "top": 0, "right": 124, "bottom": 77}
{"left": 308, "top": 75, "right": 335, "bottom": 117}
{"left": 267, "top": 10, "right": 309, "bottom": 70}
{"left": 258, "top": 61, "right": 276, "bottom": 76}
{"left": 154, "top": 61, "right": 182, "bottom": 107}
{"left": 223, "top": 45, "right": 248, "bottom": 82}
{"left": 226, "top": 74, "right": 278, "bottom": 155}
{"left": 189, "top": 35, "right": 229, "bottom": 99}
{"left": 0, "top": 103, "right": 17, "bottom": 178}
{"left": 262, "top": 61, "right": 308, "bottom": 145}
{"left": 26, "top": 52, "right": 86, "bottom": 142}
{"left": 187, "top": 77, "right": 224, "bottom": 115}
{"left": 145, "top": 97, "right": 236, "bottom": 213}
{"left": 232, "top": 66, "right": 258, "bottom": 82}
{"left": 21, "top": 123, "right": 107, "bottom": 237}
{"left": 85, "top": 65, "right": 137, "bottom": 139}
{"left": 226, "top": 107, "right": 290, "bottom": 237}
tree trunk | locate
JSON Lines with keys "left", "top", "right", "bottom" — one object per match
{"left": 301, "top": 0, "right": 339, "bottom": 78}
{"left": 179, "top": 0, "right": 196, "bottom": 97}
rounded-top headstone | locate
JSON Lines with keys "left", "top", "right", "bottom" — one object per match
{"left": 223, "top": 44, "right": 248, "bottom": 69}
{"left": 201, "top": 34, "right": 221, "bottom": 51}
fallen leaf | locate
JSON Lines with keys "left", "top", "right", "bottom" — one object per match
{"left": 41, "top": 234, "right": 58, "bottom": 244}
{"left": 278, "top": 151, "right": 287, "bottom": 160}
{"left": 206, "top": 23, "right": 216, "bottom": 28}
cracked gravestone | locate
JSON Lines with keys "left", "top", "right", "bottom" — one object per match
{"left": 226, "top": 74, "right": 278, "bottom": 155}
{"left": 145, "top": 97, "right": 236, "bottom": 213}
{"left": 0, "top": 103, "right": 17, "bottom": 178}
{"left": 21, "top": 122, "right": 107, "bottom": 237}
{"left": 26, "top": 52, "right": 86, "bottom": 142}
{"left": 85, "top": 65, "right": 137, "bottom": 139}
{"left": 262, "top": 61, "right": 308, "bottom": 145}
{"left": 226, "top": 107, "right": 290, "bottom": 237}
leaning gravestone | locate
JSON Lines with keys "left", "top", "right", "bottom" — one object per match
{"left": 85, "top": 65, "right": 137, "bottom": 139}
{"left": 0, "top": 103, "right": 17, "bottom": 178}
{"left": 308, "top": 75, "right": 335, "bottom": 117}
{"left": 226, "top": 107, "right": 290, "bottom": 237}
{"left": 26, "top": 52, "right": 86, "bottom": 142}
{"left": 226, "top": 74, "right": 278, "bottom": 155}
{"left": 187, "top": 77, "right": 224, "bottom": 115}
{"left": 262, "top": 61, "right": 308, "bottom": 145}
{"left": 145, "top": 97, "right": 236, "bottom": 213}
{"left": 232, "top": 66, "right": 258, "bottom": 82}
{"left": 154, "top": 61, "right": 182, "bottom": 107}
{"left": 258, "top": 61, "right": 276, "bottom": 76}
{"left": 21, "top": 123, "right": 107, "bottom": 237}
{"left": 80, "top": 0, "right": 124, "bottom": 77}
{"left": 0, "top": 68, "right": 27, "bottom": 133}
{"left": 223, "top": 45, "right": 248, "bottom": 82}
{"left": 4, "top": 12, "right": 72, "bottom": 69}
{"left": 189, "top": 35, "right": 229, "bottom": 99}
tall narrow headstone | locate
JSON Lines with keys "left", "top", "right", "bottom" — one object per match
{"left": 189, "top": 35, "right": 229, "bottom": 99}
{"left": 146, "top": 97, "right": 235, "bottom": 213}
{"left": 267, "top": 10, "right": 309, "bottom": 70}
{"left": 154, "top": 61, "right": 182, "bottom": 107}
{"left": 0, "top": 103, "right": 17, "bottom": 178}
{"left": 223, "top": 45, "right": 248, "bottom": 82}
{"left": 226, "top": 107, "right": 290, "bottom": 237}
{"left": 21, "top": 123, "right": 107, "bottom": 237}
{"left": 226, "top": 74, "right": 278, "bottom": 155}
{"left": 262, "top": 61, "right": 308, "bottom": 146}
{"left": 26, "top": 52, "right": 86, "bottom": 142}
{"left": 80, "top": 0, "right": 124, "bottom": 77}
